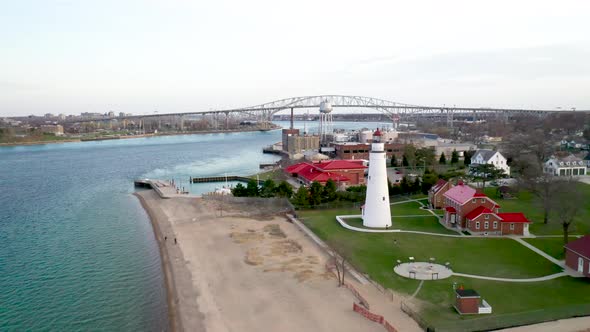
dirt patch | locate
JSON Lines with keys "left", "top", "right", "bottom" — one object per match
{"left": 270, "top": 239, "right": 302, "bottom": 256}
{"left": 263, "top": 224, "right": 287, "bottom": 238}
{"left": 245, "top": 248, "right": 264, "bottom": 266}
{"left": 294, "top": 269, "right": 315, "bottom": 282}
{"left": 230, "top": 231, "right": 264, "bottom": 243}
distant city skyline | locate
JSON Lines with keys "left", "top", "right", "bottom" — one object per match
{"left": 1, "top": 0, "right": 590, "bottom": 117}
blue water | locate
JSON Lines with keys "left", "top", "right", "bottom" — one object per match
{"left": 0, "top": 121, "right": 380, "bottom": 331}
{"left": 0, "top": 130, "right": 281, "bottom": 331}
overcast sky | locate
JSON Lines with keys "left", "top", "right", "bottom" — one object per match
{"left": 1, "top": 0, "right": 589, "bottom": 116}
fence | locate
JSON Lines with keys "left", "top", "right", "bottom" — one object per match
{"left": 325, "top": 262, "right": 370, "bottom": 309}
{"left": 352, "top": 303, "right": 399, "bottom": 332}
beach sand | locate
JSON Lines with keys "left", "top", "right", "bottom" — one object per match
{"left": 136, "top": 190, "right": 414, "bottom": 332}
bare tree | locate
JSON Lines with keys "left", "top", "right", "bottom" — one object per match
{"left": 550, "top": 180, "right": 582, "bottom": 248}
{"left": 328, "top": 238, "right": 351, "bottom": 287}
{"left": 516, "top": 155, "right": 564, "bottom": 224}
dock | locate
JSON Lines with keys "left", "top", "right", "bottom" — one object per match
{"left": 189, "top": 175, "right": 264, "bottom": 184}
{"left": 134, "top": 179, "right": 192, "bottom": 198}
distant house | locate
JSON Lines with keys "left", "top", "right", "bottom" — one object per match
{"left": 584, "top": 153, "right": 590, "bottom": 169}
{"left": 470, "top": 149, "right": 510, "bottom": 176}
{"left": 564, "top": 235, "right": 590, "bottom": 277}
{"left": 544, "top": 155, "right": 587, "bottom": 176}
{"left": 442, "top": 182, "right": 531, "bottom": 236}
{"left": 285, "top": 160, "right": 366, "bottom": 187}
{"left": 428, "top": 179, "right": 452, "bottom": 209}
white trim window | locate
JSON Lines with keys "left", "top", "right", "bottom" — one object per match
{"left": 481, "top": 198, "right": 485, "bottom": 203}
{"left": 510, "top": 223, "right": 515, "bottom": 230}
{"left": 493, "top": 221, "right": 498, "bottom": 229}
{"left": 472, "top": 199, "right": 476, "bottom": 203}
{"left": 476, "top": 221, "right": 480, "bottom": 230}
{"left": 484, "top": 221, "right": 489, "bottom": 229}
{"left": 485, "top": 214, "right": 489, "bottom": 219}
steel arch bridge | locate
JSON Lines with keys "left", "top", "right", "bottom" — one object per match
{"left": 66, "top": 95, "right": 587, "bottom": 123}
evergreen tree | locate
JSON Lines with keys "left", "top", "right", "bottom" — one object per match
{"left": 309, "top": 181, "right": 323, "bottom": 206}
{"left": 390, "top": 155, "right": 398, "bottom": 167}
{"left": 275, "top": 181, "right": 293, "bottom": 198}
{"left": 411, "top": 177, "right": 422, "bottom": 194}
{"left": 464, "top": 151, "right": 473, "bottom": 166}
{"left": 246, "top": 179, "right": 260, "bottom": 197}
{"left": 451, "top": 149, "right": 459, "bottom": 164}
{"left": 322, "top": 179, "right": 338, "bottom": 202}
{"left": 400, "top": 177, "right": 410, "bottom": 194}
{"left": 439, "top": 152, "right": 447, "bottom": 164}
{"left": 421, "top": 172, "right": 438, "bottom": 194}
{"left": 231, "top": 183, "right": 247, "bottom": 197}
{"left": 402, "top": 154, "right": 409, "bottom": 167}
{"left": 260, "top": 179, "right": 276, "bottom": 197}
{"left": 292, "top": 186, "right": 310, "bottom": 207}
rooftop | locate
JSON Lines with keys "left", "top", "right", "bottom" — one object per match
{"left": 443, "top": 183, "right": 477, "bottom": 204}
{"left": 497, "top": 213, "right": 530, "bottom": 223}
{"left": 565, "top": 235, "right": 590, "bottom": 259}
{"left": 456, "top": 289, "right": 480, "bottom": 298}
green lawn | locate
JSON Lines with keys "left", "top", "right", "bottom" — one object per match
{"left": 523, "top": 237, "right": 570, "bottom": 260}
{"left": 483, "top": 182, "right": 590, "bottom": 235}
{"left": 391, "top": 201, "right": 429, "bottom": 216}
{"left": 297, "top": 208, "right": 590, "bottom": 331}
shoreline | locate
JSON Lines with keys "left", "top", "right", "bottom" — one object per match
{"left": 133, "top": 192, "right": 181, "bottom": 332}
{"left": 0, "top": 126, "right": 281, "bottom": 147}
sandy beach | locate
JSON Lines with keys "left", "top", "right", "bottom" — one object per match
{"left": 135, "top": 190, "right": 422, "bottom": 332}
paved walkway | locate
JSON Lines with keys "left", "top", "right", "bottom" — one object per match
{"left": 512, "top": 237, "right": 564, "bottom": 266}
{"left": 336, "top": 215, "right": 464, "bottom": 237}
{"left": 452, "top": 271, "right": 567, "bottom": 282}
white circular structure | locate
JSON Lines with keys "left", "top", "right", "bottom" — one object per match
{"left": 394, "top": 262, "right": 453, "bottom": 280}
{"left": 362, "top": 129, "right": 391, "bottom": 228}
{"left": 319, "top": 101, "right": 333, "bottom": 113}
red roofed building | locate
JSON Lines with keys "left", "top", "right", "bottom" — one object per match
{"left": 463, "top": 206, "right": 531, "bottom": 236}
{"left": 428, "top": 179, "right": 452, "bottom": 209}
{"left": 442, "top": 182, "right": 532, "bottom": 236}
{"left": 285, "top": 160, "right": 366, "bottom": 187}
{"left": 564, "top": 235, "right": 590, "bottom": 277}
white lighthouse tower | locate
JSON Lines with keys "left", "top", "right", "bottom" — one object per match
{"left": 362, "top": 129, "right": 391, "bottom": 228}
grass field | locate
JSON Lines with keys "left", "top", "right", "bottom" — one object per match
{"left": 523, "top": 237, "right": 569, "bottom": 260}
{"left": 483, "top": 182, "right": 590, "bottom": 235}
{"left": 298, "top": 200, "right": 590, "bottom": 331}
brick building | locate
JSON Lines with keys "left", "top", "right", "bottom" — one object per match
{"left": 564, "top": 235, "right": 590, "bottom": 277}
{"left": 428, "top": 179, "right": 452, "bottom": 209}
{"left": 333, "top": 142, "right": 403, "bottom": 160}
{"left": 442, "top": 182, "right": 531, "bottom": 236}
{"left": 454, "top": 289, "right": 492, "bottom": 314}
{"left": 285, "top": 160, "right": 366, "bottom": 187}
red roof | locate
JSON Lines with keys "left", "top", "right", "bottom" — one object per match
{"left": 473, "top": 192, "right": 487, "bottom": 197}
{"left": 443, "top": 183, "right": 477, "bottom": 204}
{"left": 445, "top": 206, "right": 456, "bottom": 213}
{"left": 465, "top": 206, "right": 494, "bottom": 220}
{"left": 430, "top": 179, "right": 448, "bottom": 194}
{"left": 565, "top": 235, "right": 590, "bottom": 259}
{"left": 286, "top": 163, "right": 311, "bottom": 174}
{"left": 314, "top": 160, "right": 366, "bottom": 170}
{"left": 497, "top": 213, "right": 530, "bottom": 223}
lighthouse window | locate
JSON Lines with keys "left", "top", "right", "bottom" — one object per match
{"left": 382, "top": 197, "right": 385, "bottom": 201}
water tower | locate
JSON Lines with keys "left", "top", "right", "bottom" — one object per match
{"left": 362, "top": 129, "right": 392, "bottom": 228}
{"left": 318, "top": 100, "right": 333, "bottom": 145}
